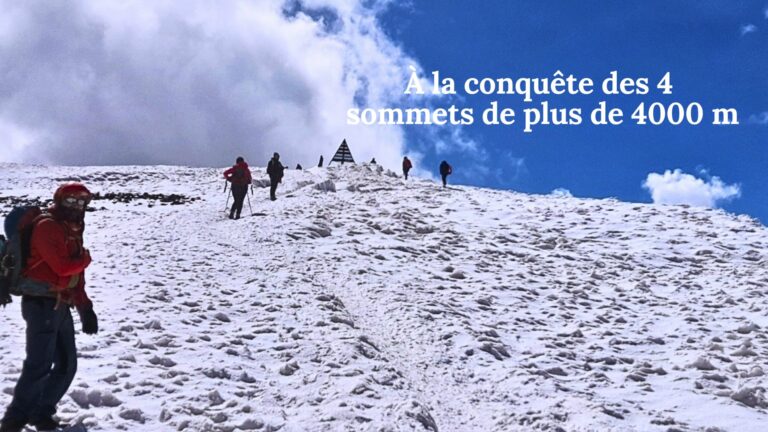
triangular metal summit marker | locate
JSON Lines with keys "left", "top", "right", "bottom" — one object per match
{"left": 329, "top": 139, "right": 355, "bottom": 165}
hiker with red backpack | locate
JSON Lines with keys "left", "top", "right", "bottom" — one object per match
{"left": 1, "top": 183, "right": 97, "bottom": 432}
{"left": 439, "top": 160, "right": 453, "bottom": 188}
{"left": 223, "top": 156, "right": 253, "bottom": 219}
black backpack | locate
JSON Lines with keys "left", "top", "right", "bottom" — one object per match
{"left": 0, "top": 206, "right": 43, "bottom": 306}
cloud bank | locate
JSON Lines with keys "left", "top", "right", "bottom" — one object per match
{"left": 0, "top": 0, "right": 421, "bottom": 169}
{"left": 643, "top": 169, "right": 741, "bottom": 208}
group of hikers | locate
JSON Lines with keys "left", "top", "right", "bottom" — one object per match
{"left": 223, "top": 154, "right": 453, "bottom": 219}
{"left": 0, "top": 153, "right": 455, "bottom": 432}
{"left": 224, "top": 152, "right": 453, "bottom": 219}
{"left": 222, "top": 153, "right": 287, "bottom": 219}
{"left": 400, "top": 157, "right": 453, "bottom": 187}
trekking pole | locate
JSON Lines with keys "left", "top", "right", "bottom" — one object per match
{"left": 246, "top": 193, "right": 253, "bottom": 216}
{"left": 224, "top": 181, "right": 230, "bottom": 212}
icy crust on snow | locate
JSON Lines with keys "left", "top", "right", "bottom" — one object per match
{"left": 0, "top": 162, "right": 767, "bottom": 431}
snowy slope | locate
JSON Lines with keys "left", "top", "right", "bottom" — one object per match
{"left": 0, "top": 162, "right": 766, "bottom": 432}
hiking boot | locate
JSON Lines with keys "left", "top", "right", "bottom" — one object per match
{"left": 0, "top": 417, "right": 26, "bottom": 432}
{"left": 29, "top": 416, "right": 64, "bottom": 431}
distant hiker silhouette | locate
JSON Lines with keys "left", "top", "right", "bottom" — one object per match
{"left": 267, "top": 153, "right": 285, "bottom": 201}
{"left": 224, "top": 156, "right": 253, "bottom": 219}
{"left": 370, "top": 158, "right": 377, "bottom": 165}
{"left": 296, "top": 164, "right": 303, "bottom": 170}
{"left": 1, "top": 183, "right": 97, "bottom": 432}
{"left": 318, "top": 155, "right": 324, "bottom": 168}
{"left": 402, "top": 157, "right": 412, "bottom": 180}
{"left": 439, "top": 160, "right": 452, "bottom": 188}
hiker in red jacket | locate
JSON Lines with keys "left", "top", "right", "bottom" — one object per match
{"left": 402, "top": 156, "right": 413, "bottom": 180}
{"left": 1, "top": 183, "right": 97, "bottom": 432}
{"left": 223, "top": 156, "right": 253, "bottom": 219}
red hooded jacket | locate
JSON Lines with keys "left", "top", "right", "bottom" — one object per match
{"left": 23, "top": 214, "right": 92, "bottom": 307}
{"left": 224, "top": 161, "right": 253, "bottom": 185}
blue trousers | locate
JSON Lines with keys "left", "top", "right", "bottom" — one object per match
{"left": 3, "top": 296, "right": 77, "bottom": 423}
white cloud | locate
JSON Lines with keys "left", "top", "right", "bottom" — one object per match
{"left": 748, "top": 112, "right": 768, "bottom": 125}
{"left": 503, "top": 156, "right": 527, "bottom": 182}
{"left": 0, "top": 0, "right": 429, "bottom": 170}
{"left": 0, "top": 119, "right": 42, "bottom": 156}
{"left": 740, "top": 24, "right": 757, "bottom": 35}
{"left": 432, "top": 126, "right": 480, "bottom": 155}
{"left": 643, "top": 169, "right": 741, "bottom": 208}
{"left": 550, "top": 188, "right": 573, "bottom": 198}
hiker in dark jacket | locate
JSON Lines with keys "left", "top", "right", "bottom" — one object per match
{"left": 223, "top": 157, "right": 252, "bottom": 219}
{"left": 318, "top": 155, "right": 324, "bottom": 168}
{"left": 1, "top": 183, "right": 97, "bottom": 432}
{"left": 402, "top": 157, "right": 413, "bottom": 180}
{"left": 439, "top": 160, "right": 452, "bottom": 188}
{"left": 267, "top": 153, "right": 285, "bottom": 201}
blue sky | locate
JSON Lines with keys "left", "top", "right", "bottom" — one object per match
{"left": 380, "top": 1, "right": 767, "bottom": 222}
{"left": 0, "top": 1, "right": 763, "bottom": 222}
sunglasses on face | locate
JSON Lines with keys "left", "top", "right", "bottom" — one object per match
{"left": 62, "top": 196, "right": 89, "bottom": 208}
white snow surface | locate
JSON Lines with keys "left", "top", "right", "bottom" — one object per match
{"left": 0, "top": 162, "right": 767, "bottom": 432}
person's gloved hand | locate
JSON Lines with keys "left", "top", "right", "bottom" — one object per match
{"left": 78, "top": 306, "right": 99, "bottom": 334}
{"left": 0, "top": 291, "right": 11, "bottom": 307}
{"left": 82, "top": 249, "right": 92, "bottom": 268}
